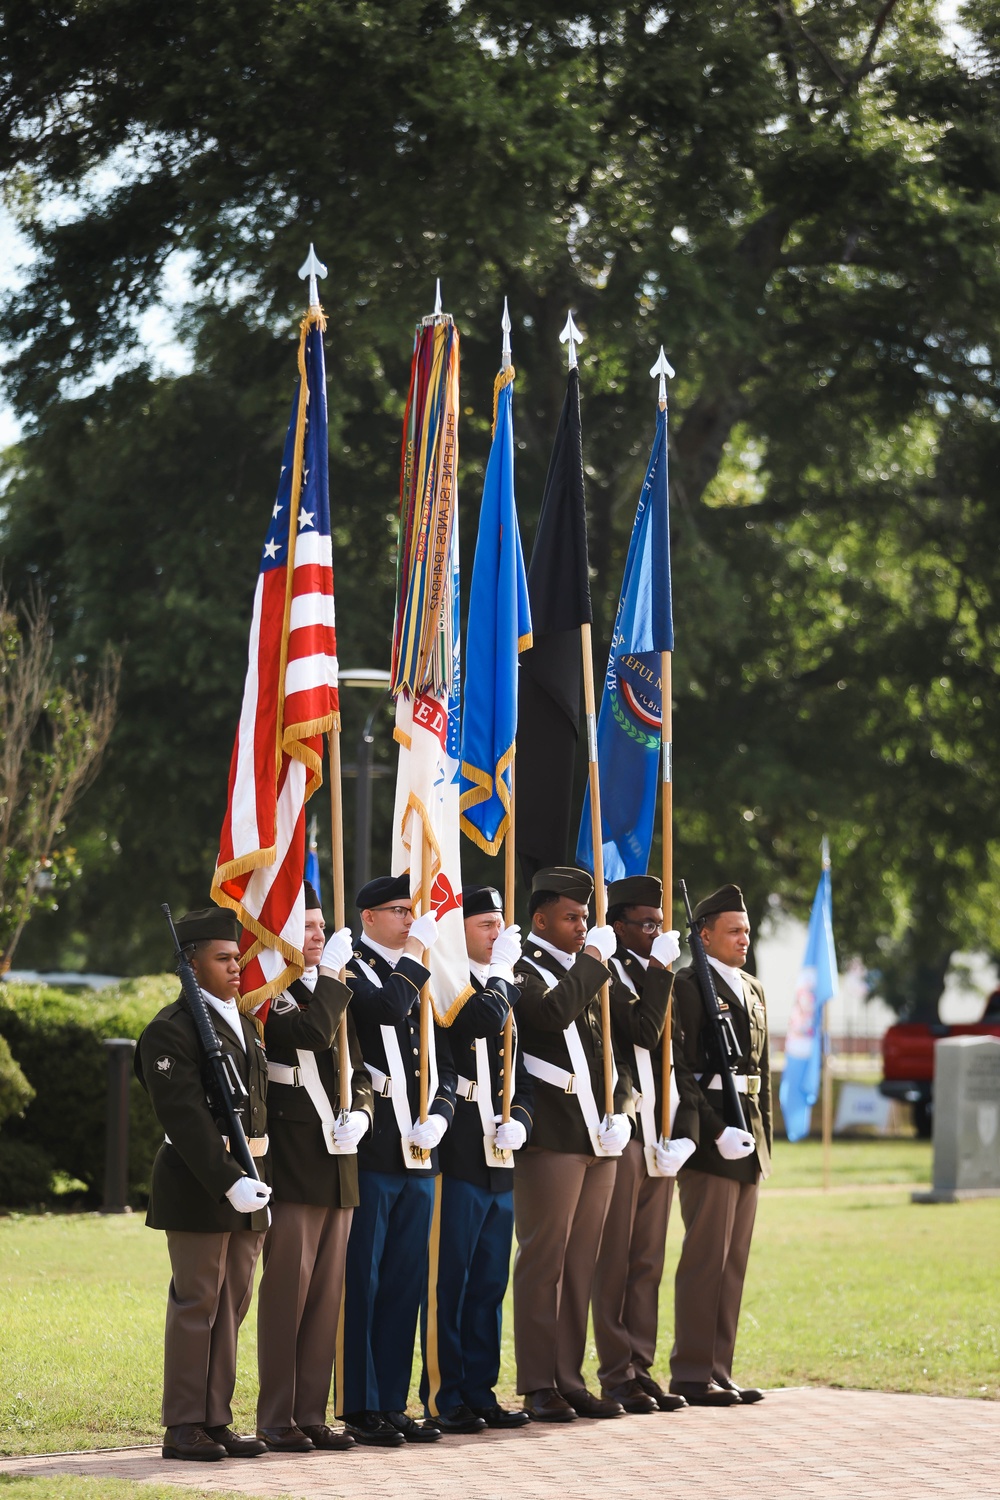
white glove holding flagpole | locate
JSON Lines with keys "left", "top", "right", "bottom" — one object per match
{"left": 494, "top": 1114, "right": 527, "bottom": 1151}
{"left": 225, "top": 1176, "right": 272, "bottom": 1213}
{"left": 584, "top": 925, "right": 617, "bottom": 964}
{"left": 332, "top": 1111, "right": 370, "bottom": 1150}
{"left": 716, "top": 1125, "right": 755, "bottom": 1160}
{"left": 408, "top": 911, "right": 439, "bottom": 950}
{"left": 649, "top": 930, "right": 681, "bottom": 967}
{"left": 408, "top": 1113, "right": 448, "bottom": 1152}
{"left": 597, "top": 1113, "right": 631, "bottom": 1155}
{"left": 320, "top": 927, "right": 354, "bottom": 974}
{"left": 654, "top": 1136, "right": 696, "bottom": 1176}
{"left": 489, "top": 924, "right": 522, "bottom": 981}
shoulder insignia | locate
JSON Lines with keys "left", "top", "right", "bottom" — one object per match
{"left": 154, "top": 1055, "right": 175, "bottom": 1078}
{"left": 513, "top": 973, "right": 526, "bottom": 987}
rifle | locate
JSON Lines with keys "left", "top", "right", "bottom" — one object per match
{"left": 161, "top": 903, "right": 264, "bottom": 1187}
{"left": 678, "top": 880, "right": 749, "bottom": 1133}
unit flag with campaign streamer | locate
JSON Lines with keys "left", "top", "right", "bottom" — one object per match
{"left": 212, "top": 306, "right": 338, "bottom": 1013}
{"left": 390, "top": 308, "right": 472, "bottom": 1024}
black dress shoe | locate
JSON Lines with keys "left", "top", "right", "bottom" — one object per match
{"left": 523, "top": 1388, "right": 577, "bottom": 1422}
{"left": 298, "top": 1423, "right": 357, "bottom": 1449}
{"left": 603, "top": 1380, "right": 658, "bottom": 1415}
{"left": 342, "top": 1411, "right": 405, "bottom": 1447}
{"left": 204, "top": 1425, "right": 266, "bottom": 1457}
{"left": 634, "top": 1372, "right": 688, "bottom": 1412}
{"left": 384, "top": 1409, "right": 443, "bottom": 1443}
{"left": 257, "top": 1424, "right": 315, "bottom": 1452}
{"left": 715, "top": 1375, "right": 765, "bottom": 1403}
{"left": 469, "top": 1402, "right": 530, "bottom": 1429}
{"left": 426, "top": 1403, "right": 487, "bottom": 1435}
{"left": 561, "top": 1387, "right": 625, "bottom": 1419}
{"left": 668, "top": 1380, "right": 740, "bottom": 1407}
{"left": 162, "top": 1424, "right": 227, "bottom": 1461}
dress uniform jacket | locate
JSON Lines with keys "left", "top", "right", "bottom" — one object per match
{"left": 264, "top": 973, "right": 373, "bottom": 1207}
{"left": 438, "top": 975, "right": 535, "bottom": 1192}
{"left": 136, "top": 995, "right": 271, "bottom": 1233}
{"left": 670, "top": 964, "right": 772, "bottom": 1181}
{"left": 609, "top": 952, "right": 700, "bottom": 1143}
{"left": 346, "top": 942, "right": 457, "bottom": 1170}
{"left": 514, "top": 946, "right": 632, "bottom": 1152}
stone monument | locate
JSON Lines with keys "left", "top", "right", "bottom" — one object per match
{"left": 912, "top": 1035, "right": 1000, "bottom": 1203}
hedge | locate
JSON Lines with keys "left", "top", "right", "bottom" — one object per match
{"left": 0, "top": 975, "right": 178, "bottom": 1206}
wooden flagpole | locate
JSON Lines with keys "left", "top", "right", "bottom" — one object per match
{"left": 660, "top": 647, "right": 673, "bottom": 1142}
{"left": 581, "top": 623, "right": 616, "bottom": 1120}
{"left": 502, "top": 764, "right": 516, "bottom": 1123}
{"left": 327, "top": 727, "right": 351, "bottom": 1113}
{"left": 419, "top": 830, "right": 433, "bottom": 1125}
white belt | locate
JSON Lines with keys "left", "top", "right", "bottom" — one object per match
{"left": 166, "top": 1132, "right": 269, "bottom": 1157}
{"left": 267, "top": 1061, "right": 301, "bottom": 1086}
{"left": 523, "top": 1053, "right": 576, "bottom": 1094}
{"left": 699, "top": 1073, "right": 760, "bottom": 1095}
{"left": 365, "top": 1062, "right": 393, "bottom": 1097}
{"left": 456, "top": 1074, "right": 478, "bottom": 1101}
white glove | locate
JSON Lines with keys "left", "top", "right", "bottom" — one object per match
{"left": 597, "top": 1112, "right": 631, "bottom": 1154}
{"left": 332, "top": 1110, "right": 370, "bottom": 1149}
{"left": 655, "top": 1136, "right": 696, "bottom": 1176}
{"left": 320, "top": 926, "right": 354, "bottom": 973}
{"left": 408, "top": 911, "right": 439, "bottom": 950}
{"left": 225, "top": 1175, "right": 273, "bottom": 1213}
{"left": 584, "top": 925, "right": 617, "bottom": 964}
{"left": 494, "top": 1115, "right": 527, "bottom": 1151}
{"left": 407, "top": 1113, "right": 448, "bottom": 1151}
{"left": 489, "top": 924, "right": 522, "bottom": 975}
{"left": 716, "top": 1125, "right": 756, "bottom": 1161}
{"left": 650, "top": 929, "right": 682, "bottom": 967}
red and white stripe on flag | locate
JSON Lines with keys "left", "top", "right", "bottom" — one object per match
{"left": 212, "top": 310, "right": 338, "bottom": 1013}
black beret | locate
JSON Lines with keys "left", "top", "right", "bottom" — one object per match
{"left": 530, "top": 866, "right": 594, "bottom": 903}
{"left": 356, "top": 873, "right": 411, "bottom": 910}
{"left": 175, "top": 907, "right": 240, "bottom": 947}
{"left": 693, "top": 884, "right": 747, "bottom": 922}
{"left": 608, "top": 875, "right": 662, "bottom": 910}
{"left": 463, "top": 886, "right": 503, "bottom": 919}
{"left": 303, "top": 880, "right": 322, "bottom": 911}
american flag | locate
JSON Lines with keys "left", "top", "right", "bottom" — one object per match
{"left": 212, "top": 309, "right": 338, "bottom": 1012}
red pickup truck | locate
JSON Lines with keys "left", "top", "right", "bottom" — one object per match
{"left": 879, "top": 993, "right": 1000, "bottom": 1136}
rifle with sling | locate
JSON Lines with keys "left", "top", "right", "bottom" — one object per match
{"left": 161, "top": 902, "right": 264, "bottom": 1185}
{"left": 678, "top": 880, "right": 749, "bottom": 1133}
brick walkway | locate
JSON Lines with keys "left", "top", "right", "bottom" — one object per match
{"left": 2, "top": 1389, "right": 997, "bottom": 1499}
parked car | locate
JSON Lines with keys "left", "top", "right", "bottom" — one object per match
{"left": 879, "top": 989, "right": 1000, "bottom": 1136}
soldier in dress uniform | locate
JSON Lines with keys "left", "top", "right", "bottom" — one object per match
{"left": 511, "top": 866, "right": 634, "bottom": 1423}
{"left": 255, "top": 881, "right": 372, "bottom": 1452}
{"left": 421, "top": 886, "right": 533, "bottom": 1434}
{"left": 668, "top": 884, "right": 772, "bottom": 1407}
{"left": 340, "top": 874, "right": 458, "bottom": 1447}
{"left": 136, "top": 907, "right": 272, "bottom": 1463}
{"left": 591, "top": 874, "right": 695, "bottom": 1415}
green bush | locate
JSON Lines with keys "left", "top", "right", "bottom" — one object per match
{"left": 0, "top": 1032, "right": 34, "bottom": 1127}
{"left": 0, "top": 975, "right": 178, "bottom": 1205}
{"left": 0, "top": 1139, "right": 55, "bottom": 1205}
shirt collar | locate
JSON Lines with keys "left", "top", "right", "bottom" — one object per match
{"left": 361, "top": 933, "right": 403, "bottom": 969}
{"left": 200, "top": 987, "right": 246, "bottom": 1050}
{"left": 707, "top": 954, "right": 746, "bottom": 1000}
{"left": 627, "top": 949, "right": 649, "bottom": 970}
{"left": 470, "top": 959, "right": 490, "bottom": 985}
{"left": 299, "top": 966, "right": 318, "bottom": 993}
{"left": 531, "top": 933, "right": 576, "bottom": 971}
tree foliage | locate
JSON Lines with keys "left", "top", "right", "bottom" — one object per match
{"left": 2, "top": 1, "right": 1000, "bottom": 1012}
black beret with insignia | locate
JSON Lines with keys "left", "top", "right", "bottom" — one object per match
{"left": 175, "top": 907, "right": 240, "bottom": 947}
{"left": 462, "top": 886, "right": 503, "bottom": 918}
{"left": 530, "top": 866, "right": 594, "bottom": 904}
{"left": 607, "top": 875, "right": 662, "bottom": 910}
{"left": 692, "top": 884, "right": 748, "bottom": 922}
{"left": 356, "top": 873, "right": 411, "bottom": 910}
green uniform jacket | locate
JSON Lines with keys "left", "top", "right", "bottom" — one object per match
{"left": 513, "top": 945, "right": 632, "bottom": 1155}
{"left": 264, "top": 973, "right": 373, "bottom": 1209}
{"left": 670, "top": 963, "right": 772, "bottom": 1184}
{"left": 136, "top": 995, "right": 271, "bottom": 1232}
{"left": 609, "top": 952, "right": 701, "bottom": 1143}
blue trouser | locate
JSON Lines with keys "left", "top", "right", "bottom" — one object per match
{"left": 341, "top": 1168, "right": 435, "bottom": 1415}
{"left": 420, "top": 1175, "right": 514, "bottom": 1415}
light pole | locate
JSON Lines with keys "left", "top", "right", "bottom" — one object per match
{"left": 338, "top": 668, "right": 392, "bottom": 898}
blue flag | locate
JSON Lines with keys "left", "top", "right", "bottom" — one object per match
{"left": 305, "top": 825, "right": 321, "bottom": 902}
{"left": 460, "top": 374, "right": 532, "bottom": 855}
{"left": 576, "top": 403, "right": 673, "bottom": 879}
{"left": 779, "top": 861, "right": 839, "bottom": 1142}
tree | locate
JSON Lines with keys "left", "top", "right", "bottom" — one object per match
{"left": 2, "top": 1, "right": 1000, "bottom": 1014}
{"left": 0, "top": 587, "right": 118, "bottom": 966}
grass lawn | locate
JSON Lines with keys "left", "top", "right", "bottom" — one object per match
{"left": 0, "top": 1481, "right": 274, "bottom": 1500}
{"left": 3, "top": 1135, "right": 997, "bottom": 1459}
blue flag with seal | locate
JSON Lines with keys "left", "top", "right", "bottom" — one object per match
{"left": 460, "top": 370, "right": 532, "bottom": 854}
{"left": 576, "top": 403, "right": 673, "bottom": 879}
{"left": 779, "top": 853, "right": 839, "bottom": 1142}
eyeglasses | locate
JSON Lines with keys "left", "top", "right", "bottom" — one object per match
{"left": 622, "top": 919, "right": 661, "bottom": 934}
{"left": 373, "top": 905, "right": 412, "bottom": 918}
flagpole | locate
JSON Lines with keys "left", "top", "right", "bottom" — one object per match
{"left": 652, "top": 347, "right": 676, "bottom": 1143}
{"left": 499, "top": 299, "right": 516, "bottom": 1126}
{"left": 820, "top": 836, "right": 833, "bottom": 1189}
{"left": 327, "top": 726, "right": 351, "bottom": 1113}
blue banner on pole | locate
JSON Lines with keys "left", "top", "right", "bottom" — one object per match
{"left": 779, "top": 862, "right": 839, "bottom": 1142}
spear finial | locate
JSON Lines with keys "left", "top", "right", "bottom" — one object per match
{"left": 821, "top": 835, "right": 831, "bottom": 870}
{"left": 434, "top": 277, "right": 443, "bottom": 317}
{"left": 501, "top": 297, "right": 512, "bottom": 370}
{"left": 649, "top": 345, "right": 676, "bottom": 407}
{"left": 559, "top": 310, "right": 585, "bottom": 371}
{"left": 298, "top": 244, "right": 327, "bottom": 311}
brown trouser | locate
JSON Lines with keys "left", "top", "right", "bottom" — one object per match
{"left": 256, "top": 1200, "right": 354, "bottom": 1428}
{"left": 670, "top": 1168, "right": 759, "bottom": 1385}
{"left": 512, "top": 1146, "right": 617, "bottom": 1394}
{"left": 592, "top": 1137, "right": 674, "bottom": 1390}
{"left": 162, "top": 1228, "right": 264, "bottom": 1428}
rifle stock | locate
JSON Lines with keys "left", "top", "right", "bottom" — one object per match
{"left": 161, "top": 903, "right": 262, "bottom": 1184}
{"left": 678, "top": 881, "right": 749, "bottom": 1133}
